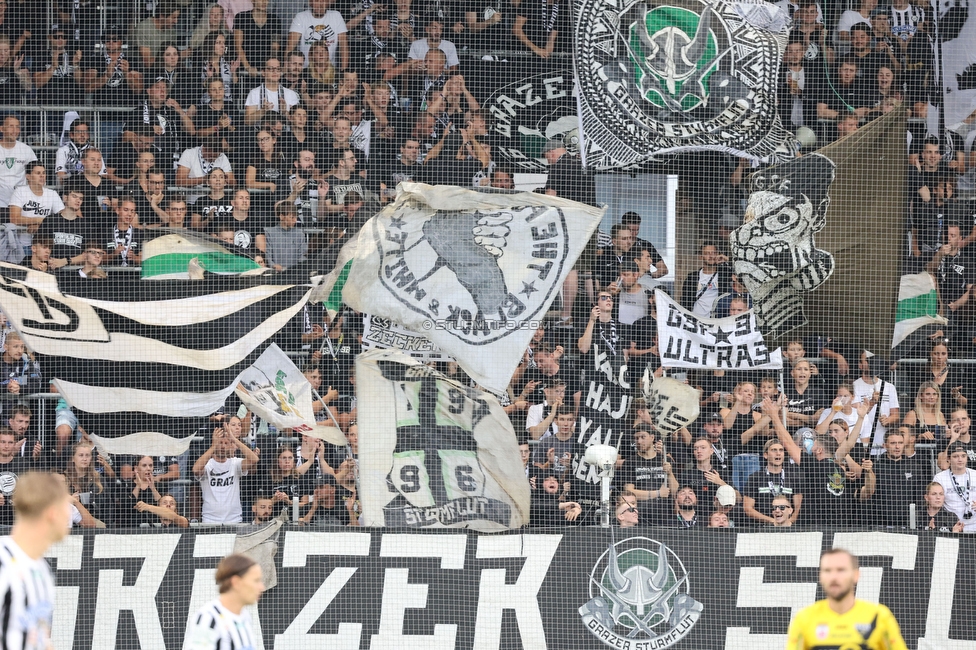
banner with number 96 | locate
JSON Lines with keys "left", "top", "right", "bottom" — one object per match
{"left": 357, "top": 348, "right": 531, "bottom": 531}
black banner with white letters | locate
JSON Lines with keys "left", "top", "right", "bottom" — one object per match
{"left": 44, "top": 527, "right": 975, "bottom": 649}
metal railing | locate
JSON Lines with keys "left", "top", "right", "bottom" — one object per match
{"left": 0, "top": 105, "right": 137, "bottom": 153}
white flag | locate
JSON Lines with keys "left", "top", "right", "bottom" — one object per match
{"left": 641, "top": 373, "right": 701, "bottom": 434}
{"left": 655, "top": 290, "right": 783, "bottom": 370}
{"left": 342, "top": 183, "right": 604, "bottom": 394}
{"left": 356, "top": 348, "right": 530, "bottom": 531}
{"left": 234, "top": 344, "right": 346, "bottom": 446}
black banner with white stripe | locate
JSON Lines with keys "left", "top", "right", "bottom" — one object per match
{"left": 44, "top": 528, "right": 976, "bottom": 649}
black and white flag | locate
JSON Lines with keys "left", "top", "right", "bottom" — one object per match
{"left": 730, "top": 153, "right": 836, "bottom": 339}
{"left": 356, "top": 348, "right": 530, "bottom": 531}
{"left": 343, "top": 183, "right": 603, "bottom": 394}
{"left": 655, "top": 289, "right": 782, "bottom": 369}
{"left": 641, "top": 374, "right": 702, "bottom": 434}
{"left": 0, "top": 263, "right": 314, "bottom": 433}
{"left": 574, "top": 0, "right": 796, "bottom": 168}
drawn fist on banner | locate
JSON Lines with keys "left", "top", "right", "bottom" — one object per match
{"left": 472, "top": 212, "right": 512, "bottom": 257}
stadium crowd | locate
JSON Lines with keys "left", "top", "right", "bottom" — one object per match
{"left": 0, "top": 0, "right": 971, "bottom": 532}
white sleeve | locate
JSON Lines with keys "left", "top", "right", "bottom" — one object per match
{"left": 284, "top": 88, "right": 300, "bottom": 108}
{"left": 887, "top": 383, "right": 900, "bottom": 410}
{"left": 177, "top": 148, "right": 194, "bottom": 169}
{"left": 55, "top": 147, "right": 69, "bottom": 174}
{"left": 51, "top": 193, "right": 65, "bottom": 214}
{"left": 8, "top": 186, "right": 26, "bottom": 208}
{"left": 25, "top": 145, "right": 36, "bottom": 164}
{"left": 244, "top": 86, "right": 261, "bottom": 107}
{"left": 184, "top": 609, "right": 221, "bottom": 650}
{"left": 408, "top": 40, "right": 425, "bottom": 60}
{"left": 333, "top": 12, "right": 347, "bottom": 35}
{"left": 215, "top": 155, "right": 233, "bottom": 174}
{"left": 234, "top": 456, "right": 247, "bottom": 478}
{"left": 525, "top": 404, "right": 544, "bottom": 430}
{"left": 443, "top": 42, "right": 460, "bottom": 67}
{"left": 289, "top": 13, "right": 305, "bottom": 35}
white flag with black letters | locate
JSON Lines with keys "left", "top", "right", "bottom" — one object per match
{"left": 357, "top": 348, "right": 530, "bottom": 531}
{"left": 655, "top": 289, "right": 782, "bottom": 370}
{"left": 342, "top": 183, "right": 604, "bottom": 394}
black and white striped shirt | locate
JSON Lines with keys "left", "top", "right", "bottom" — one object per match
{"left": 184, "top": 601, "right": 257, "bottom": 650}
{"left": 0, "top": 538, "right": 55, "bottom": 650}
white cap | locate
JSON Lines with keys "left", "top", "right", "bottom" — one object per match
{"left": 715, "top": 485, "right": 736, "bottom": 507}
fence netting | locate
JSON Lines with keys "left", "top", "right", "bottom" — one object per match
{"left": 0, "top": 0, "right": 972, "bottom": 648}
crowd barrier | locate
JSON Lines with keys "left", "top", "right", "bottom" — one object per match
{"left": 44, "top": 527, "right": 976, "bottom": 650}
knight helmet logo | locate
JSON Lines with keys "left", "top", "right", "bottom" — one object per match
{"left": 629, "top": 4, "right": 721, "bottom": 111}
{"left": 579, "top": 537, "right": 703, "bottom": 648}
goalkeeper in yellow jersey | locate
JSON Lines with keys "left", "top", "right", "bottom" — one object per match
{"left": 787, "top": 548, "right": 908, "bottom": 650}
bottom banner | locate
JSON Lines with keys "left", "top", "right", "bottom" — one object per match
{"left": 46, "top": 527, "right": 976, "bottom": 649}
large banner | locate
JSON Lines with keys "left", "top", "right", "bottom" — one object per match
{"left": 655, "top": 289, "right": 783, "bottom": 370}
{"left": 938, "top": 0, "right": 976, "bottom": 144}
{"left": 0, "top": 262, "right": 313, "bottom": 439}
{"left": 46, "top": 528, "right": 976, "bottom": 649}
{"left": 731, "top": 108, "right": 906, "bottom": 351}
{"left": 356, "top": 348, "right": 530, "bottom": 531}
{"left": 574, "top": 0, "right": 796, "bottom": 169}
{"left": 343, "top": 183, "right": 604, "bottom": 395}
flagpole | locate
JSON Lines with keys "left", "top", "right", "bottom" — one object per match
{"left": 312, "top": 387, "right": 361, "bottom": 518}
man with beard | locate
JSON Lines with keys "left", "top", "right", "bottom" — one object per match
{"left": 251, "top": 496, "right": 274, "bottom": 525}
{"left": 669, "top": 485, "right": 701, "bottom": 528}
{"left": 787, "top": 548, "right": 907, "bottom": 649}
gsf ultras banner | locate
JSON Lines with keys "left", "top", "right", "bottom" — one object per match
{"left": 654, "top": 289, "right": 783, "bottom": 369}
{"left": 574, "top": 0, "right": 797, "bottom": 168}
{"left": 342, "top": 183, "right": 604, "bottom": 395}
{"left": 356, "top": 348, "right": 530, "bottom": 531}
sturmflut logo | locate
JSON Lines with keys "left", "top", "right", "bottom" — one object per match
{"left": 574, "top": 0, "right": 796, "bottom": 169}
{"left": 580, "top": 537, "right": 702, "bottom": 649}
{"left": 373, "top": 205, "right": 570, "bottom": 345}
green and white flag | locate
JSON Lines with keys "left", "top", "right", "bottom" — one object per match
{"left": 308, "top": 236, "right": 358, "bottom": 317}
{"left": 892, "top": 272, "right": 946, "bottom": 349}
{"left": 141, "top": 233, "right": 261, "bottom": 280}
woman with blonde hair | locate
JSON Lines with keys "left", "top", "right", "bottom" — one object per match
{"left": 903, "top": 381, "right": 948, "bottom": 440}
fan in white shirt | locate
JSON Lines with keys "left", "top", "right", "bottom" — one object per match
{"left": 0, "top": 117, "right": 36, "bottom": 210}
{"left": 243, "top": 57, "right": 301, "bottom": 126}
{"left": 9, "top": 163, "right": 64, "bottom": 231}
{"left": 192, "top": 426, "right": 260, "bottom": 524}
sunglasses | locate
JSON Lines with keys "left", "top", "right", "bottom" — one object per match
{"left": 598, "top": 295, "right": 613, "bottom": 301}
{"left": 771, "top": 505, "right": 790, "bottom": 511}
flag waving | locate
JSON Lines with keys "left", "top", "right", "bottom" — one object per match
{"left": 235, "top": 344, "right": 346, "bottom": 446}
{"left": 342, "top": 183, "right": 604, "bottom": 394}
{"left": 655, "top": 289, "right": 782, "bottom": 370}
{"left": 0, "top": 263, "right": 315, "bottom": 438}
{"left": 357, "top": 348, "right": 530, "bottom": 531}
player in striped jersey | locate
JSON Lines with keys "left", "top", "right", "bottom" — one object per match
{"left": 0, "top": 472, "right": 71, "bottom": 650}
{"left": 184, "top": 554, "right": 265, "bottom": 650}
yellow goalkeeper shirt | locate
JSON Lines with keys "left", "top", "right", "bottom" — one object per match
{"left": 786, "top": 599, "right": 908, "bottom": 650}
